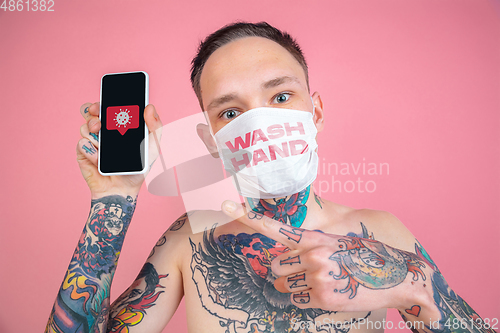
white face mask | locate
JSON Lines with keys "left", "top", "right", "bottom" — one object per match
{"left": 212, "top": 99, "right": 319, "bottom": 199}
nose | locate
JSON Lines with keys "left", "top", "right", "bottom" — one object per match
{"left": 243, "top": 95, "right": 269, "bottom": 111}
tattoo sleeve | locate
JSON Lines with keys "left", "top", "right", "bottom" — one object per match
{"left": 45, "top": 194, "right": 137, "bottom": 333}
{"left": 399, "top": 241, "right": 498, "bottom": 333}
{"left": 339, "top": 224, "right": 496, "bottom": 333}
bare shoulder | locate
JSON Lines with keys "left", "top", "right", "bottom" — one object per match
{"left": 155, "top": 210, "right": 225, "bottom": 237}
{"left": 352, "top": 207, "right": 417, "bottom": 253}
{"left": 324, "top": 200, "right": 417, "bottom": 253}
{"left": 148, "top": 209, "right": 244, "bottom": 266}
{"left": 144, "top": 211, "right": 196, "bottom": 272}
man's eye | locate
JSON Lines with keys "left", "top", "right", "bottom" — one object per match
{"left": 221, "top": 109, "right": 241, "bottom": 120}
{"left": 273, "top": 93, "right": 291, "bottom": 104}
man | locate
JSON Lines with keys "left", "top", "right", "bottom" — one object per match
{"left": 46, "top": 22, "right": 494, "bottom": 333}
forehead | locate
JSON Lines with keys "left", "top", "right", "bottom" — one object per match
{"left": 199, "top": 36, "right": 307, "bottom": 110}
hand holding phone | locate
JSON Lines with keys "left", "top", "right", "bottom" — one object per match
{"left": 76, "top": 72, "right": 163, "bottom": 198}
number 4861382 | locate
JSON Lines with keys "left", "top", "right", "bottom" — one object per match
{"left": 1, "top": 0, "right": 55, "bottom": 11}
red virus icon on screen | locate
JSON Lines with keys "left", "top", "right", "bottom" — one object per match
{"left": 115, "top": 109, "right": 132, "bottom": 127}
{"left": 106, "top": 105, "right": 139, "bottom": 135}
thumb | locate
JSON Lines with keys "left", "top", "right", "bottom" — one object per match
{"left": 274, "top": 276, "right": 289, "bottom": 293}
{"left": 144, "top": 104, "right": 162, "bottom": 133}
{"left": 144, "top": 104, "right": 163, "bottom": 174}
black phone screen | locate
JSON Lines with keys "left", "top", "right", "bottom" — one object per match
{"left": 99, "top": 72, "right": 147, "bottom": 174}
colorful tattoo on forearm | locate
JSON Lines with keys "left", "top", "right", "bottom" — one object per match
{"left": 45, "top": 195, "right": 137, "bottom": 333}
{"left": 247, "top": 185, "right": 310, "bottom": 227}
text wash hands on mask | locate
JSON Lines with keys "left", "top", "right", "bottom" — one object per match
{"left": 212, "top": 97, "right": 319, "bottom": 199}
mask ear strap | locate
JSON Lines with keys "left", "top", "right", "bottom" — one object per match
{"left": 203, "top": 111, "right": 217, "bottom": 138}
{"left": 310, "top": 96, "right": 319, "bottom": 154}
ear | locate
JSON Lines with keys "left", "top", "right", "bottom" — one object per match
{"left": 196, "top": 123, "right": 220, "bottom": 158}
{"left": 311, "top": 92, "right": 325, "bottom": 133}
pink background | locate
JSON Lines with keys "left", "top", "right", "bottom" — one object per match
{"left": 0, "top": 0, "right": 499, "bottom": 332}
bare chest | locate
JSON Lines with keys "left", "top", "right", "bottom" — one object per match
{"left": 180, "top": 216, "right": 387, "bottom": 333}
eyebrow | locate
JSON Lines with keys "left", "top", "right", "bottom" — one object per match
{"left": 206, "top": 75, "right": 302, "bottom": 112}
{"left": 262, "top": 75, "right": 301, "bottom": 89}
{"left": 206, "top": 93, "right": 238, "bottom": 112}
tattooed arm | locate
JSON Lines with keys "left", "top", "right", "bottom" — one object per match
{"left": 105, "top": 214, "right": 186, "bottom": 333}
{"left": 45, "top": 200, "right": 185, "bottom": 333}
{"left": 350, "top": 211, "right": 498, "bottom": 333}
{"left": 45, "top": 194, "right": 138, "bottom": 332}
{"left": 45, "top": 102, "right": 169, "bottom": 332}
{"left": 397, "top": 240, "right": 497, "bottom": 333}
{"left": 220, "top": 202, "right": 497, "bottom": 333}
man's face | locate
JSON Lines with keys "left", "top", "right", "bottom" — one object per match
{"left": 199, "top": 36, "right": 320, "bottom": 134}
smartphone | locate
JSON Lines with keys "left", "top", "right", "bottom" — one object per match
{"left": 98, "top": 71, "right": 149, "bottom": 175}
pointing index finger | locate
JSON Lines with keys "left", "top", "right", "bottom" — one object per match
{"left": 222, "top": 200, "right": 307, "bottom": 249}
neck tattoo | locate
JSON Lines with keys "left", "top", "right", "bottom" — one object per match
{"left": 246, "top": 185, "right": 312, "bottom": 228}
